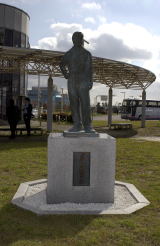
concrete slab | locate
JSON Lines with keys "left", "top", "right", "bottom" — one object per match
{"left": 11, "top": 179, "right": 150, "bottom": 215}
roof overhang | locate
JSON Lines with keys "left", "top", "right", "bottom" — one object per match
{"left": 0, "top": 46, "right": 156, "bottom": 90}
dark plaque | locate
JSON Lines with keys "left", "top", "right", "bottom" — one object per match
{"left": 73, "top": 152, "right": 90, "bottom": 186}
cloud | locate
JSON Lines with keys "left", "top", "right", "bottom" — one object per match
{"left": 38, "top": 37, "right": 58, "bottom": 50}
{"left": 146, "top": 82, "right": 160, "bottom": 100}
{"left": 90, "top": 33, "right": 151, "bottom": 60}
{"left": 36, "top": 21, "right": 152, "bottom": 62}
{"left": 81, "top": 2, "right": 101, "bottom": 10}
{"left": 48, "top": 22, "right": 82, "bottom": 51}
{"left": 31, "top": 18, "right": 160, "bottom": 103}
{"left": 50, "top": 22, "right": 82, "bottom": 34}
{"left": 98, "top": 16, "right": 107, "bottom": 24}
{"left": 84, "top": 17, "right": 95, "bottom": 24}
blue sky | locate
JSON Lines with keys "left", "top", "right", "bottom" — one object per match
{"left": 1, "top": 0, "right": 160, "bottom": 103}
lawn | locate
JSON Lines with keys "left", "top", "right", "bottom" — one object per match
{"left": 0, "top": 130, "right": 160, "bottom": 245}
{"left": 93, "top": 120, "right": 160, "bottom": 138}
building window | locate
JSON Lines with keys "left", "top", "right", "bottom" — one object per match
{"left": 5, "top": 29, "right": 13, "bottom": 46}
{"left": 0, "top": 28, "right": 4, "bottom": 45}
{"left": 21, "top": 33, "right": 26, "bottom": 48}
{"left": 13, "top": 30, "right": 21, "bottom": 47}
{"left": 26, "top": 36, "right": 30, "bottom": 48}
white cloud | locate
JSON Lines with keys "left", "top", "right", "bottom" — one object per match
{"left": 32, "top": 19, "right": 160, "bottom": 103}
{"left": 98, "top": 16, "right": 107, "bottom": 24}
{"left": 37, "top": 37, "right": 57, "bottom": 50}
{"left": 48, "top": 22, "right": 82, "bottom": 51}
{"left": 36, "top": 20, "right": 160, "bottom": 82}
{"left": 84, "top": 17, "right": 95, "bottom": 24}
{"left": 82, "top": 2, "right": 101, "bottom": 10}
{"left": 50, "top": 22, "right": 82, "bottom": 33}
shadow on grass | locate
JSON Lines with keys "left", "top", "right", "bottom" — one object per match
{"left": 96, "top": 128, "right": 138, "bottom": 138}
{"left": 0, "top": 203, "right": 95, "bottom": 246}
{"left": 0, "top": 135, "right": 48, "bottom": 151}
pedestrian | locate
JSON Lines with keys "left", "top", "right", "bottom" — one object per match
{"left": 60, "top": 31, "right": 95, "bottom": 133}
{"left": 23, "top": 97, "right": 32, "bottom": 136}
{"left": 6, "top": 99, "right": 20, "bottom": 139}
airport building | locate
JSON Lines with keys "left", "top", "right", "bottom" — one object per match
{"left": 0, "top": 3, "right": 30, "bottom": 119}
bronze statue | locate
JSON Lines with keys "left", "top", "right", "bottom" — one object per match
{"left": 60, "top": 31, "right": 95, "bottom": 133}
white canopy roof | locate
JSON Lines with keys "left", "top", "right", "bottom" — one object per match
{"left": 0, "top": 46, "right": 156, "bottom": 90}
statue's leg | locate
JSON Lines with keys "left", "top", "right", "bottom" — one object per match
{"left": 68, "top": 82, "right": 82, "bottom": 130}
{"left": 79, "top": 86, "right": 92, "bottom": 130}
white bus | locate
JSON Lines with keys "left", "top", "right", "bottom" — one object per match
{"left": 121, "top": 99, "right": 160, "bottom": 120}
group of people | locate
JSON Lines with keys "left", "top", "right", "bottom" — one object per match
{"left": 7, "top": 97, "right": 32, "bottom": 139}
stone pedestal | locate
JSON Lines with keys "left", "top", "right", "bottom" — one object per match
{"left": 47, "top": 133, "right": 116, "bottom": 204}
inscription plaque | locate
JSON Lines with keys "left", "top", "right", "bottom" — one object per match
{"left": 73, "top": 152, "right": 90, "bottom": 186}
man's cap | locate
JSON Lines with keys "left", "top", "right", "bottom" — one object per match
{"left": 72, "top": 32, "right": 89, "bottom": 44}
{"left": 84, "top": 39, "right": 89, "bottom": 44}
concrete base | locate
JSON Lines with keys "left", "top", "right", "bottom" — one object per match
{"left": 11, "top": 179, "right": 150, "bottom": 215}
{"left": 63, "top": 131, "right": 99, "bottom": 137}
{"left": 47, "top": 133, "right": 115, "bottom": 204}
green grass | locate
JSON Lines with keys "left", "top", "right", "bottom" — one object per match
{"left": 0, "top": 135, "right": 160, "bottom": 246}
{"left": 93, "top": 120, "right": 160, "bottom": 138}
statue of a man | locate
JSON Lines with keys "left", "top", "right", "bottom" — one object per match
{"left": 60, "top": 31, "right": 95, "bottom": 133}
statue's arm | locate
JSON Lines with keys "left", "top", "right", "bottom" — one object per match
{"left": 87, "top": 52, "right": 93, "bottom": 90}
{"left": 59, "top": 54, "right": 69, "bottom": 79}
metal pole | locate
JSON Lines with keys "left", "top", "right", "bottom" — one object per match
{"left": 25, "top": 72, "right": 28, "bottom": 96}
{"left": 37, "top": 73, "right": 41, "bottom": 126}
{"left": 47, "top": 76, "right": 53, "bottom": 132}
{"left": 141, "top": 89, "right": 146, "bottom": 128}
{"left": 108, "top": 87, "right": 113, "bottom": 128}
{"left": 61, "top": 88, "right": 64, "bottom": 113}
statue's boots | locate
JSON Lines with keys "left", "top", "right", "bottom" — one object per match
{"left": 84, "top": 126, "right": 96, "bottom": 133}
{"left": 68, "top": 125, "right": 82, "bottom": 132}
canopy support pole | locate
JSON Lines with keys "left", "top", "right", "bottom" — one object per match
{"left": 141, "top": 89, "right": 146, "bottom": 128}
{"left": 47, "top": 75, "right": 53, "bottom": 132}
{"left": 108, "top": 87, "right": 113, "bottom": 128}
{"left": 37, "top": 73, "right": 41, "bottom": 126}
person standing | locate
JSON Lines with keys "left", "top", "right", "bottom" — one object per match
{"left": 6, "top": 99, "right": 20, "bottom": 139}
{"left": 23, "top": 97, "right": 32, "bottom": 136}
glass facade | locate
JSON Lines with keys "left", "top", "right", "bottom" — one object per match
{"left": 0, "top": 27, "right": 29, "bottom": 48}
{"left": 0, "top": 3, "right": 30, "bottom": 119}
{"left": 0, "top": 28, "right": 4, "bottom": 45}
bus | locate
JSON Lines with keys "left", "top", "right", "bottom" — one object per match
{"left": 121, "top": 99, "right": 160, "bottom": 120}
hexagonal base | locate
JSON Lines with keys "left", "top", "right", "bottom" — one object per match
{"left": 11, "top": 179, "right": 150, "bottom": 215}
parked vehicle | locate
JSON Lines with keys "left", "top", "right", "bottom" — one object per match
{"left": 121, "top": 99, "right": 160, "bottom": 120}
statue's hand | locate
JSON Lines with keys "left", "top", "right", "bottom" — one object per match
{"left": 88, "top": 82, "right": 93, "bottom": 90}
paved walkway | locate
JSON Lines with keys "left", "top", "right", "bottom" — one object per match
{"left": 93, "top": 114, "right": 123, "bottom": 121}
{"left": 131, "top": 136, "right": 160, "bottom": 142}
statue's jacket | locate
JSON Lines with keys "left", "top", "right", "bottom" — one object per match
{"left": 60, "top": 46, "right": 92, "bottom": 93}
